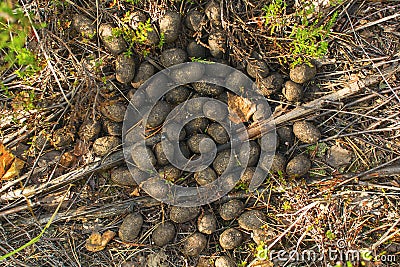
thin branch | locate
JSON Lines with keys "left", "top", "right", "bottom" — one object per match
{"left": 352, "top": 13, "right": 400, "bottom": 32}
{"left": 245, "top": 64, "right": 399, "bottom": 140}
{"left": 0, "top": 150, "right": 124, "bottom": 202}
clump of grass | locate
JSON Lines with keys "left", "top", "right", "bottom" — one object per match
{"left": 0, "top": 2, "right": 44, "bottom": 78}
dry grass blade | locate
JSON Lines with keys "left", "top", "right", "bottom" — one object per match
{"left": 352, "top": 13, "right": 400, "bottom": 32}
{"left": 372, "top": 217, "right": 400, "bottom": 250}
{"left": 0, "top": 185, "right": 71, "bottom": 261}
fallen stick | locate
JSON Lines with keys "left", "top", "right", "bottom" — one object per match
{"left": 32, "top": 197, "right": 160, "bottom": 225}
{"left": 0, "top": 150, "right": 124, "bottom": 202}
{"left": 1, "top": 65, "right": 398, "bottom": 203}
{"left": 8, "top": 188, "right": 271, "bottom": 225}
{"left": 245, "top": 64, "right": 399, "bottom": 139}
{"left": 10, "top": 189, "right": 254, "bottom": 225}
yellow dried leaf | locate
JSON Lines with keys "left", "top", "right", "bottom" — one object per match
{"left": 2, "top": 157, "right": 25, "bottom": 180}
{"left": 0, "top": 142, "right": 24, "bottom": 181}
{"left": 227, "top": 93, "right": 257, "bottom": 124}
{"left": 0, "top": 144, "right": 13, "bottom": 178}
{"left": 85, "top": 230, "right": 116, "bottom": 252}
{"left": 130, "top": 187, "right": 140, "bottom": 197}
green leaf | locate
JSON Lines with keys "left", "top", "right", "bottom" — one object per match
{"left": 359, "top": 248, "right": 373, "bottom": 261}
{"left": 326, "top": 230, "right": 336, "bottom": 240}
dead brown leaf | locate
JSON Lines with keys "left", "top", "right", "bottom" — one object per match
{"left": 0, "top": 142, "right": 25, "bottom": 181}
{"left": 85, "top": 230, "right": 116, "bottom": 252}
{"left": 130, "top": 187, "right": 140, "bottom": 197}
{"left": 0, "top": 143, "right": 14, "bottom": 178}
{"left": 227, "top": 93, "right": 257, "bottom": 124}
{"left": 73, "top": 139, "right": 90, "bottom": 157}
{"left": 60, "top": 151, "right": 77, "bottom": 169}
{"left": 131, "top": 81, "right": 142, "bottom": 89}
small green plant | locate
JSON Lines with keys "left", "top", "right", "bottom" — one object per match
{"left": 282, "top": 200, "right": 291, "bottom": 211}
{"left": 326, "top": 230, "right": 336, "bottom": 240}
{"left": 262, "top": 1, "right": 340, "bottom": 66}
{"left": 0, "top": 2, "right": 44, "bottom": 77}
{"left": 123, "top": 49, "right": 134, "bottom": 58}
{"left": 85, "top": 31, "right": 96, "bottom": 40}
{"left": 255, "top": 242, "right": 269, "bottom": 260}
{"left": 0, "top": 82, "right": 11, "bottom": 97}
{"left": 113, "top": 15, "right": 154, "bottom": 55}
{"left": 135, "top": 19, "right": 153, "bottom": 44}
{"left": 276, "top": 170, "right": 287, "bottom": 186}
{"left": 289, "top": 9, "right": 338, "bottom": 66}
{"left": 234, "top": 181, "right": 249, "bottom": 191}
{"left": 276, "top": 169, "right": 284, "bottom": 179}
{"left": 307, "top": 142, "right": 329, "bottom": 158}
{"left": 263, "top": 0, "right": 287, "bottom": 34}
{"left": 142, "top": 49, "right": 150, "bottom": 57}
